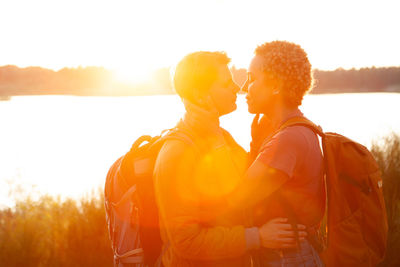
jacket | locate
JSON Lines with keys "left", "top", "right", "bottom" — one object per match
{"left": 154, "top": 105, "right": 253, "bottom": 267}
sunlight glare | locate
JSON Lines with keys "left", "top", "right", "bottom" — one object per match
{"left": 113, "top": 66, "right": 153, "bottom": 84}
{"left": 1, "top": 0, "right": 399, "bottom": 71}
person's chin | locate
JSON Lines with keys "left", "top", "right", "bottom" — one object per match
{"left": 229, "top": 105, "right": 237, "bottom": 114}
{"left": 247, "top": 104, "right": 256, "bottom": 114}
{"left": 229, "top": 101, "right": 237, "bottom": 111}
{"left": 232, "top": 102, "right": 237, "bottom": 110}
{"left": 221, "top": 104, "right": 237, "bottom": 116}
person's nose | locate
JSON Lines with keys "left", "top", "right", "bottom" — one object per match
{"left": 233, "top": 83, "right": 240, "bottom": 94}
{"left": 245, "top": 87, "right": 251, "bottom": 101}
{"left": 245, "top": 92, "right": 250, "bottom": 101}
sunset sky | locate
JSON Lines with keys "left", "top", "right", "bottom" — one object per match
{"left": 1, "top": 0, "right": 399, "bottom": 82}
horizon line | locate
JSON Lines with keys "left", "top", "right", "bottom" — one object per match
{"left": 1, "top": 64, "right": 400, "bottom": 73}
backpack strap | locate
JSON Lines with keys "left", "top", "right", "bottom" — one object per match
{"left": 163, "top": 128, "right": 201, "bottom": 154}
{"left": 111, "top": 184, "right": 137, "bottom": 209}
{"left": 277, "top": 116, "right": 325, "bottom": 137}
{"left": 154, "top": 242, "right": 170, "bottom": 267}
{"left": 114, "top": 247, "right": 144, "bottom": 263}
{"left": 114, "top": 250, "right": 144, "bottom": 266}
{"left": 130, "top": 135, "right": 153, "bottom": 152}
{"left": 273, "top": 116, "right": 328, "bottom": 252}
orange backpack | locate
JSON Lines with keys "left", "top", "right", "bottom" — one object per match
{"left": 279, "top": 117, "right": 388, "bottom": 267}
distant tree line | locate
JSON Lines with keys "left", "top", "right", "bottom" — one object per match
{"left": 0, "top": 65, "right": 399, "bottom": 96}
{"left": 230, "top": 66, "right": 400, "bottom": 94}
{"left": 0, "top": 65, "right": 113, "bottom": 96}
{"left": 312, "top": 67, "right": 400, "bottom": 93}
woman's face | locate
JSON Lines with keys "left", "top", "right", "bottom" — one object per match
{"left": 245, "top": 55, "right": 280, "bottom": 114}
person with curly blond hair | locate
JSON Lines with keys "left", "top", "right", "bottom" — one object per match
{"left": 228, "top": 41, "right": 325, "bottom": 266}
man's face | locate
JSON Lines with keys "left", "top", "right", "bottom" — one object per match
{"left": 245, "top": 55, "right": 279, "bottom": 114}
{"left": 208, "top": 65, "right": 240, "bottom": 116}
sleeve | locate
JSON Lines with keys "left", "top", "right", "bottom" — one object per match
{"left": 256, "top": 127, "right": 307, "bottom": 178}
{"left": 154, "top": 140, "right": 248, "bottom": 261}
{"left": 227, "top": 128, "right": 307, "bottom": 210}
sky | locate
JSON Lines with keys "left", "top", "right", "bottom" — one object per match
{"left": 0, "top": 0, "right": 399, "bottom": 81}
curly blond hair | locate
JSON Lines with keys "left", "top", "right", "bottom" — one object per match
{"left": 255, "top": 41, "right": 313, "bottom": 107}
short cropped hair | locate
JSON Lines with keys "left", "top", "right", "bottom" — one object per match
{"left": 255, "top": 41, "right": 313, "bottom": 107}
{"left": 173, "top": 51, "right": 230, "bottom": 102}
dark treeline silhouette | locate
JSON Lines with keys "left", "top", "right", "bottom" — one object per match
{"left": 0, "top": 65, "right": 399, "bottom": 96}
{"left": 0, "top": 65, "right": 174, "bottom": 96}
{"left": 312, "top": 67, "right": 400, "bottom": 93}
{"left": 0, "top": 65, "right": 113, "bottom": 96}
{"left": 230, "top": 66, "right": 400, "bottom": 94}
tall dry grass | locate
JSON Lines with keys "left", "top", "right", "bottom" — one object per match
{"left": 372, "top": 133, "right": 400, "bottom": 267}
{"left": 0, "top": 191, "right": 113, "bottom": 267}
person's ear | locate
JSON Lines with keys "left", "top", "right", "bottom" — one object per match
{"left": 192, "top": 89, "right": 216, "bottom": 111}
{"left": 191, "top": 88, "right": 205, "bottom": 105}
{"left": 272, "top": 78, "right": 283, "bottom": 95}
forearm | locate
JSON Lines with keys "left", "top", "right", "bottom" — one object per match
{"left": 165, "top": 218, "right": 259, "bottom": 260}
{"left": 228, "top": 163, "right": 289, "bottom": 210}
{"left": 228, "top": 172, "right": 271, "bottom": 210}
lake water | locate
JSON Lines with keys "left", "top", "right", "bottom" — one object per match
{"left": 1, "top": 93, "right": 399, "bottom": 208}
